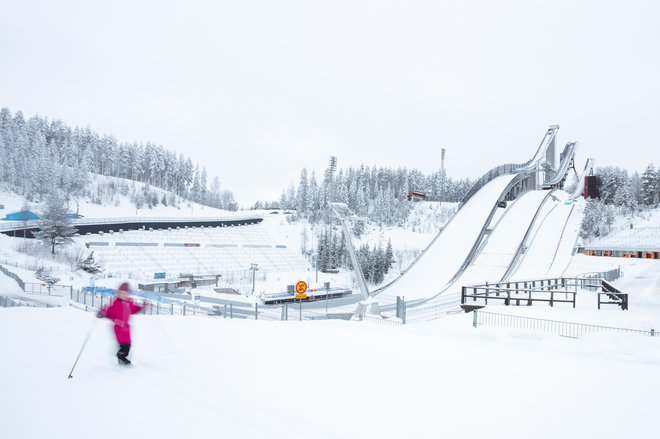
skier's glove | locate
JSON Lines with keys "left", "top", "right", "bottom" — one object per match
{"left": 96, "top": 310, "right": 105, "bottom": 318}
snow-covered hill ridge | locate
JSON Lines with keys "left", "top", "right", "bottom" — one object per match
{"left": 0, "top": 174, "right": 235, "bottom": 220}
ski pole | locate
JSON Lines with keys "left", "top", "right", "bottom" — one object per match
{"left": 67, "top": 317, "right": 98, "bottom": 379}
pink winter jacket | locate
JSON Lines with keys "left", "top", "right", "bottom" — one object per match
{"left": 102, "top": 298, "right": 144, "bottom": 344}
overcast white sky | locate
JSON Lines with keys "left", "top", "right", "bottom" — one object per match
{"left": 1, "top": 0, "right": 658, "bottom": 207}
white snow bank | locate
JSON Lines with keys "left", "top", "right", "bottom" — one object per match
{"left": 2, "top": 304, "right": 659, "bottom": 439}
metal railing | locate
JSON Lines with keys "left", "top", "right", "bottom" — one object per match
{"left": 0, "top": 296, "right": 21, "bottom": 307}
{"left": 1, "top": 264, "right": 75, "bottom": 297}
{"left": 541, "top": 142, "right": 576, "bottom": 188}
{"left": 460, "top": 162, "right": 528, "bottom": 206}
{"left": 23, "top": 282, "right": 71, "bottom": 296}
{"left": 68, "top": 287, "right": 347, "bottom": 321}
{"left": 472, "top": 310, "right": 657, "bottom": 338}
{"left": 462, "top": 285, "right": 576, "bottom": 308}
{"left": 0, "top": 264, "right": 25, "bottom": 290}
{"left": 0, "top": 214, "right": 265, "bottom": 233}
{"left": 461, "top": 275, "right": 628, "bottom": 310}
{"left": 405, "top": 296, "right": 463, "bottom": 322}
{"left": 599, "top": 280, "right": 628, "bottom": 310}
{"left": 361, "top": 315, "right": 403, "bottom": 326}
{"left": 0, "top": 295, "right": 60, "bottom": 308}
{"left": 576, "top": 267, "right": 622, "bottom": 283}
{"left": 461, "top": 277, "right": 577, "bottom": 308}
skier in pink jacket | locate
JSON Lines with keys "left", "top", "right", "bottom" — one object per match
{"left": 97, "top": 282, "right": 144, "bottom": 365}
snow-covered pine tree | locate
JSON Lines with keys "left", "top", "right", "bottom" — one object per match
{"left": 317, "top": 227, "right": 330, "bottom": 271}
{"left": 373, "top": 188, "right": 386, "bottom": 226}
{"left": 640, "top": 164, "right": 658, "bottom": 206}
{"left": 286, "top": 184, "right": 296, "bottom": 210}
{"left": 331, "top": 229, "right": 342, "bottom": 269}
{"left": 352, "top": 219, "right": 365, "bottom": 238}
{"left": 183, "top": 158, "right": 194, "bottom": 196}
{"left": 297, "top": 168, "right": 309, "bottom": 214}
{"left": 34, "top": 193, "right": 78, "bottom": 254}
{"left": 357, "top": 243, "right": 372, "bottom": 282}
{"left": 307, "top": 171, "right": 319, "bottom": 222}
{"left": 657, "top": 168, "right": 660, "bottom": 205}
{"left": 336, "top": 178, "right": 349, "bottom": 205}
{"left": 598, "top": 167, "right": 625, "bottom": 205}
{"left": 35, "top": 267, "right": 60, "bottom": 287}
{"left": 372, "top": 244, "right": 385, "bottom": 284}
{"left": 279, "top": 190, "right": 287, "bottom": 209}
{"left": 200, "top": 167, "right": 208, "bottom": 204}
{"left": 206, "top": 176, "right": 218, "bottom": 208}
{"left": 338, "top": 230, "right": 347, "bottom": 268}
{"left": 77, "top": 252, "right": 103, "bottom": 274}
{"left": 580, "top": 199, "right": 600, "bottom": 239}
{"left": 580, "top": 199, "right": 616, "bottom": 239}
{"left": 191, "top": 164, "right": 201, "bottom": 203}
{"left": 385, "top": 239, "right": 394, "bottom": 271}
{"left": 613, "top": 175, "right": 637, "bottom": 211}
{"left": 630, "top": 171, "right": 642, "bottom": 206}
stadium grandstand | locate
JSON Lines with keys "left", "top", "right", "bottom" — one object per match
{"left": 73, "top": 222, "right": 311, "bottom": 281}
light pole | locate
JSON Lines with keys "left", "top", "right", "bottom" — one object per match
{"left": 327, "top": 155, "right": 337, "bottom": 211}
{"left": 250, "top": 263, "right": 258, "bottom": 294}
{"left": 328, "top": 156, "right": 337, "bottom": 206}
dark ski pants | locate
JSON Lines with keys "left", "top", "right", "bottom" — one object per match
{"left": 117, "top": 344, "right": 131, "bottom": 363}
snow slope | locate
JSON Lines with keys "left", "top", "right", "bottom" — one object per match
{"left": 465, "top": 189, "right": 551, "bottom": 284}
{"left": 1, "top": 302, "right": 659, "bottom": 439}
{"left": 376, "top": 174, "right": 517, "bottom": 301}
{"left": 416, "top": 189, "right": 553, "bottom": 302}
{"left": 548, "top": 198, "right": 585, "bottom": 276}
{"left": 585, "top": 206, "right": 660, "bottom": 249}
{"left": 0, "top": 175, "right": 233, "bottom": 220}
{"left": 511, "top": 192, "right": 584, "bottom": 279}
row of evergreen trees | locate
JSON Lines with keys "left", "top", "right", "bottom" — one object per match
{"left": 255, "top": 161, "right": 473, "bottom": 227}
{"left": 638, "top": 164, "right": 660, "bottom": 206}
{"left": 580, "top": 164, "right": 660, "bottom": 239}
{"left": 597, "top": 164, "right": 660, "bottom": 209}
{"left": 315, "top": 226, "right": 394, "bottom": 284}
{"left": 0, "top": 108, "right": 237, "bottom": 210}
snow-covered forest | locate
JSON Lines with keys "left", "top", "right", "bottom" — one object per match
{"left": 581, "top": 164, "right": 660, "bottom": 239}
{"left": 0, "top": 108, "right": 237, "bottom": 211}
{"left": 255, "top": 162, "right": 473, "bottom": 226}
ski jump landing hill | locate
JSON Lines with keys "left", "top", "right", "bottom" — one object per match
{"left": 374, "top": 125, "right": 591, "bottom": 306}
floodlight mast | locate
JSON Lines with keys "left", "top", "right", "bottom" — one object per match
{"left": 330, "top": 202, "right": 370, "bottom": 301}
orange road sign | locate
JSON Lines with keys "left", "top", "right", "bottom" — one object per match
{"left": 295, "top": 281, "right": 308, "bottom": 294}
{"left": 295, "top": 281, "right": 308, "bottom": 299}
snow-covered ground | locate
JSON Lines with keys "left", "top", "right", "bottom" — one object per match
{"left": 2, "top": 256, "right": 659, "bottom": 439}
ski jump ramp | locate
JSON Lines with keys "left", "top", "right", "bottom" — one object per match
{"left": 506, "top": 159, "right": 592, "bottom": 280}
{"left": 375, "top": 174, "right": 519, "bottom": 302}
{"left": 374, "top": 126, "right": 585, "bottom": 304}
